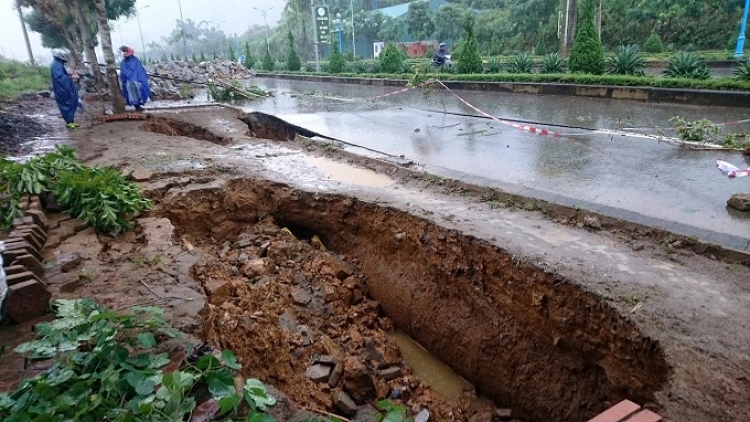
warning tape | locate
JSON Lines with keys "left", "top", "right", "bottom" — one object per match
{"left": 433, "top": 80, "right": 562, "bottom": 138}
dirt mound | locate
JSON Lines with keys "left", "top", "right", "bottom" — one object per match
{"left": 193, "top": 215, "right": 498, "bottom": 420}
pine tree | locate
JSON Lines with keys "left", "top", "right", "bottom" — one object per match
{"left": 644, "top": 32, "right": 664, "bottom": 53}
{"left": 455, "top": 14, "right": 482, "bottom": 74}
{"left": 243, "top": 42, "right": 256, "bottom": 69}
{"left": 229, "top": 44, "right": 237, "bottom": 62}
{"left": 328, "top": 38, "right": 346, "bottom": 73}
{"left": 213, "top": 51, "right": 218, "bottom": 60}
{"left": 200, "top": 51, "right": 207, "bottom": 62}
{"left": 170, "top": 52, "right": 175, "bottom": 61}
{"left": 287, "top": 31, "right": 302, "bottom": 71}
{"left": 568, "top": 0, "right": 605, "bottom": 74}
{"left": 262, "top": 43, "right": 275, "bottom": 71}
{"left": 192, "top": 53, "right": 198, "bottom": 63}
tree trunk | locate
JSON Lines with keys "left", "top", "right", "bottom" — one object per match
{"left": 68, "top": 0, "right": 104, "bottom": 91}
{"left": 15, "top": 0, "right": 35, "bottom": 64}
{"left": 93, "top": 0, "right": 125, "bottom": 114}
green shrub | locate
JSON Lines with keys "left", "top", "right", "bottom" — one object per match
{"left": 344, "top": 50, "right": 355, "bottom": 62}
{"left": 487, "top": 58, "right": 503, "bottom": 73}
{"left": 663, "top": 52, "right": 710, "bottom": 79}
{"left": 733, "top": 59, "right": 750, "bottom": 81}
{"left": 379, "top": 43, "right": 405, "bottom": 74}
{"left": 455, "top": 14, "right": 483, "bottom": 74}
{"left": 200, "top": 50, "right": 207, "bottom": 62}
{"left": 243, "top": 42, "right": 256, "bottom": 69}
{"left": 568, "top": 0, "right": 605, "bottom": 74}
{"left": 643, "top": 32, "right": 663, "bottom": 53}
{"left": 352, "top": 60, "right": 369, "bottom": 73}
{"left": 228, "top": 47, "right": 236, "bottom": 62}
{"left": 607, "top": 44, "right": 645, "bottom": 76}
{"left": 304, "top": 61, "right": 316, "bottom": 72}
{"left": 286, "top": 31, "right": 302, "bottom": 71}
{"left": 0, "top": 60, "right": 48, "bottom": 102}
{"left": 541, "top": 53, "right": 566, "bottom": 73}
{"left": 262, "top": 46, "right": 274, "bottom": 71}
{"left": 328, "top": 39, "right": 347, "bottom": 74}
{"left": 508, "top": 52, "right": 534, "bottom": 73}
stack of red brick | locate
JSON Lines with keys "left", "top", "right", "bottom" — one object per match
{"left": 95, "top": 113, "right": 148, "bottom": 123}
{"left": 588, "top": 400, "right": 663, "bottom": 422}
{"left": 1, "top": 195, "right": 52, "bottom": 323}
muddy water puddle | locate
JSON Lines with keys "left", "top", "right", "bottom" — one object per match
{"left": 303, "top": 156, "right": 394, "bottom": 188}
{"left": 226, "top": 143, "right": 395, "bottom": 189}
{"left": 389, "top": 330, "right": 472, "bottom": 402}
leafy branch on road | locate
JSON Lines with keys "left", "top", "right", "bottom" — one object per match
{"left": 669, "top": 116, "right": 749, "bottom": 148}
{"left": 0, "top": 298, "right": 278, "bottom": 422}
{"left": 0, "top": 146, "right": 151, "bottom": 232}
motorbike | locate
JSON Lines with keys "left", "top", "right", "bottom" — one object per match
{"left": 431, "top": 54, "right": 453, "bottom": 69}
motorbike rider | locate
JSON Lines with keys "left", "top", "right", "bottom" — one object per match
{"left": 433, "top": 42, "right": 448, "bottom": 65}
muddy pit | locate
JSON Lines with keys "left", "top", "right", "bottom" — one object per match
{"left": 156, "top": 177, "right": 672, "bottom": 422}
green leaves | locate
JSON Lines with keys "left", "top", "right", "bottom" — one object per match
{"left": 663, "top": 52, "right": 710, "bottom": 80}
{"left": 136, "top": 332, "right": 157, "bottom": 348}
{"left": 243, "top": 378, "right": 276, "bottom": 412}
{"left": 1, "top": 299, "right": 279, "bottom": 421}
{"left": 0, "top": 146, "right": 150, "bottom": 233}
{"left": 607, "top": 45, "right": 646, "bottom": 76}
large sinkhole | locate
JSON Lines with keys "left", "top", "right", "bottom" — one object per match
{"left": 156, "top": 178, "right": 671, "bottom": 421}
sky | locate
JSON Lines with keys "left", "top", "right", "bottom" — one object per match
{"left": 0, "top": 0, "right": 285, "bottom": 64}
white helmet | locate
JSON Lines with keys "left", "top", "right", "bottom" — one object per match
{"left": 51, "top": 48, "right": 71, "bottom": 62}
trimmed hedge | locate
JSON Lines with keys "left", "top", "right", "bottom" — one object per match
{"left": 263, "top": 71, "right": 750, "bottom": 91}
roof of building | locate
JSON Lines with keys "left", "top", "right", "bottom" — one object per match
{"left": 376, "top": 2, "right": 411, "bottom": 18}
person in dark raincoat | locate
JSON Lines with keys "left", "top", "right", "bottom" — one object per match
{"left": 119, "top": 46, "right": 151, "bottom": 111}
{"left": 50, "top": 48, "right": 80, "bottom": 129}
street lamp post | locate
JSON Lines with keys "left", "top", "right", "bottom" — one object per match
{"left": 350, "top": 0, "right": 356, "bottom": 57}
{"left": 336, "top": 13, "right": 343, "bottom": 51}
{"left": 136, "top": 5, "right": 149, "bottom": 59}
{"left": 177, "top": 0, "right": 189, "bottom": 60}
{"left": 253, "top": 6, "right": 274, "bottom": 53}
{"left": 736, "top": 0, "right": 750, "bottom": 58}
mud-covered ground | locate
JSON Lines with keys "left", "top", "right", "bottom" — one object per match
{"left": 0, "top": 98, "right": 56, "bottom": 155}
{"left": 1, "top": 97, "right": 750, "bottom": 422}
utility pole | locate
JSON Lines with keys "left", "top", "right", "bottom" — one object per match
{"left": 736, "top": 0, "right": 750, "bottom": 58}
{"left": 350, "top": 0, "right": 356, "bottom": 57}
{"left": 177, "top": 0, "right": 189, "bottom": 60}
{"left": 15, "top": 0, "right": 35, "bottom": 65}
{"left": 136, "top": 5, "right": 150, "bottom": 58}
{"left": 312, "top": 3, "right": 320, "bottom": 72}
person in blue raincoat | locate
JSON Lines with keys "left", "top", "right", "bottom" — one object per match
{"left": 50, "top": 48, "right": 80, "bottom": 129}
{"left": 119, "top": 46, "right": 151, "bottom": 111}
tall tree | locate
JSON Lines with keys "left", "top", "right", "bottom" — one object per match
{"left": 434, "top": 3, "right": 469, "bottom": 42}
{"left": 405, "top": 1, "right": 434, "bottom": 41}
{"left": 68, "top": 0, "right": 104, "bottom": 93}
{"left": 93, "top": 0, "right": 125, "bottom": 113}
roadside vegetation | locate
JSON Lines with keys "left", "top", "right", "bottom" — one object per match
{"left": 0, "top": 146, "right": 152, "bottom": 232}
{"left": 0, "top": 298, "right": 419, "bottom": 422}
{"left": 0, "top": 59, "right": 48, "bottom": 102}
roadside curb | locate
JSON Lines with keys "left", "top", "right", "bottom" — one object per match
{"left": 257, "top": 73, "right": 750, "bottom": 108}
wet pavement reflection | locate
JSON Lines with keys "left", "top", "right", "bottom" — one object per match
{"left": 237, "top": 78, "right": 750, "bottom": 246}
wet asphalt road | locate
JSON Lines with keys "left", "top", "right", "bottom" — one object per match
{"left": 239, "top": 78, "right": 750, "bottom": 249}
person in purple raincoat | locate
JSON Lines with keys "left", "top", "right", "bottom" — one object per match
{"left": 119, "top": 46, "right": 151, "bottom": 111}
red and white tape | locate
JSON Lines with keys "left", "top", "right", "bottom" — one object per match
{"left": 434, "top": 80, "right": 562, "bottom": 138}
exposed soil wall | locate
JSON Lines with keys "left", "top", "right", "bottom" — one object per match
{"left": 158, "top": 178, "right": 671, "bottom": 422}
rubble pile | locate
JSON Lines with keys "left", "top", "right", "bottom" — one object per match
{"left": 193, "top": 216, "right": 509, "bottom": 421}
